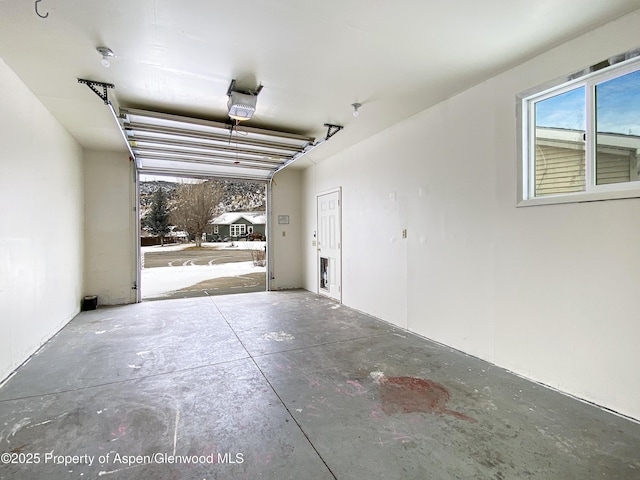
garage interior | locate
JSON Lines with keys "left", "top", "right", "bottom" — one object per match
{"left": 2, "top": 2, "right": 640, "bottom": 479}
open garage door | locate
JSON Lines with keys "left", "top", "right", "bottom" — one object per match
{"left": 122, "top": 109, "right": 312, "bottom": 302}
{"left": 121, "top": 108, "right": 315, "bottom": 181}
{"left": 116, "top": 108, "right": 342, "bottom": 302}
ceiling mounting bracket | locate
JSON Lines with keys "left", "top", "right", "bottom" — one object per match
{"left": 324, "top": 123, "right": 344, "bottom": 140}
{"left": 226, "top": 79, "right": 263, "bottom": 97}
{"left": 78, "top": 78, "right": 115, "bottom": 105}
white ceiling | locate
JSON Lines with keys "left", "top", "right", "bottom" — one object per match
{"left": 1, "top": 0, "right": 640, "bottom": 171}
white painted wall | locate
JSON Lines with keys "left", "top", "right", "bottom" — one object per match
{"left": 83, "top": 150, "right": 136, "bottom": 305}
{"left": 270, "top": 168, "right": 303, "bottom": 289}
{"left": 302, "top": 139, "right": 409, "bottom": 325}
{"left": 301, "top": 11, "right": 640, "bottom": 420}
{"left": 0, "top": 58, "right": 84, "bottom": 382}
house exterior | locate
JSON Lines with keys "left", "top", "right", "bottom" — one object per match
{"left": 534, "top": 127, "right": 640, "bottom": 196}
{"left": 208, "top": 212, "right": 266, "bottom": 241}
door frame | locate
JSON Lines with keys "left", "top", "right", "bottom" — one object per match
{"left": 133, "top": 166, "right": 142, "bottom": 303}
{"left": 316, "top": 187, "right": 342, "bottom": 302}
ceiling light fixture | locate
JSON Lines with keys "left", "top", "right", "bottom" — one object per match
{"left": 97, "top": 47, "right": 114, "bottom": 68}
{"left": 227, "top": 79, "right": 263, "bottom": 122}
{"left": 351, "top": 102, "right": 362, "bottom": 117}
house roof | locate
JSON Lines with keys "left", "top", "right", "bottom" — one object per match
{"left": 211, "top": 212, "right": 266, "bottom": 225}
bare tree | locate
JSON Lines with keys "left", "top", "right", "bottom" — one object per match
{"left": 170, "top": 181, "right": 223, "bottom": 247}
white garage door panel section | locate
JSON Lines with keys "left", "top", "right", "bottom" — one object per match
{"left": 317, "top": 189, "right": 342, "bottom": 302}
{"left": 121, "top": 109, "right": 315, "bottom": 181}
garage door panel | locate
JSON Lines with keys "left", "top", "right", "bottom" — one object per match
{"left": 121, "top": 108, "right": 314, "bottom": 180}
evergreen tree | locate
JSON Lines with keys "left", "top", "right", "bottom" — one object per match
{"left": 144, "top": 187, "right": 171, "bottom": 246}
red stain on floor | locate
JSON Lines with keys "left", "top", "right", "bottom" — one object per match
{"left": 379, "top": 376, "right": 477, "bottom": 423}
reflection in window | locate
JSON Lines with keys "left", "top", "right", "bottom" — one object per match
{"left": 534, "top": 87, "right": 586, "bottom": 196}
{"left": 520, "top": 51, "right": 640, "bottom": 204}
{"left": 595, "top": 69, "right": 640, "bottom": 185}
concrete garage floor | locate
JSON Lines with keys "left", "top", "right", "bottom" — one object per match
{"left": 1, "top": 291, "right": 639, "bottom": 479}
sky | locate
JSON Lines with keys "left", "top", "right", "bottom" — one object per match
{"left": 535, "top": 69, "right": 640, "bottom": 136}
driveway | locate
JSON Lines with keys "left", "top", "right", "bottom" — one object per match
{"left": 141, "top": 243, "right": 266, "bottom": 300}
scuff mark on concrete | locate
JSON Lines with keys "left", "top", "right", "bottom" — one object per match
{"left": 96, "top": 326, "right": 124, "bottom": 335}
{"left": 172, "top": 409, "right": 180, "bottom": 456}
{"left": 9, "top": 418, "right": 31, "bottom": 439}
{"left": 263, "top": 331, "right": 295, "bottom": 342}
{"left": 346, "top": 380, "right": 368, "bottom": 395}
{"left": 27, "top": 419, "right": 52, "bottom": 428}
{"left": 98, "top": 468, "right": 124, "bottom": 476}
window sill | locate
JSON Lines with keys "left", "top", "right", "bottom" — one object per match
{"left": 517, "top": 185, "right": 640, "bottom": 207}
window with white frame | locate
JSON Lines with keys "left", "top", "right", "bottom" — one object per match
{"left": 230, "top": 224, "right": 246, "bottom": 237}
{"left": 518, "top": 49, "right": 640, "bottom": 205}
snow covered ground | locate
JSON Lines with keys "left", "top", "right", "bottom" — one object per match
{"left": 141, "top": 242, "right": 266, "bottom": 299}
{"left": 141, "top": 241, "right": 265, "bottom": 254}
{"left": 141, "top": 262, "right": 266, "bottom": 298}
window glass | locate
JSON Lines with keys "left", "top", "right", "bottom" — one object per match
{"left": 534, "top": 87, "right": 586, "bottom": 196}
{"left": 519, "top": 51, "right": 640, "bottom": 205}
{"left": 595, "top": 69, "right": 640, "bottom": 185}
{"left": 230, "top": 224, "right": 246, "bottom": 237}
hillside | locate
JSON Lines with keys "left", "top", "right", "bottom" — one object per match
{"left": 139, "top": 179, "right": 266, "bottom": 220}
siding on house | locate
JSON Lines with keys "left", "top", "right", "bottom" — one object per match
{"left": 535, "top": 140, "right": 586, "bottom": 196}
{"left": 209, "top": 212, "right": 266, "bottom": 239}
{"left": 596, "top": 150, "right": 634, "bottom": 185}
{"left": 534, "top": 129, "right": 639, "bottom": 196}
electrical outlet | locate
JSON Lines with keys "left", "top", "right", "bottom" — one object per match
{"left": 282, "top": 231, "right": 286, "bottom": 237}
{"left": 402, "top": 229, "right": 407, "bottom": 238}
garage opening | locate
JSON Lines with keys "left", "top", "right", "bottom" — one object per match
{"left": 139, "top": 175, "right": 267, "bottom": 300}
{"left": 116, "top": 108, "right": 331, "bottom": 302}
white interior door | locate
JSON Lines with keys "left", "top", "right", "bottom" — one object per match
{"left": 317, "top": 189, "right": 341, "bottom": 302}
